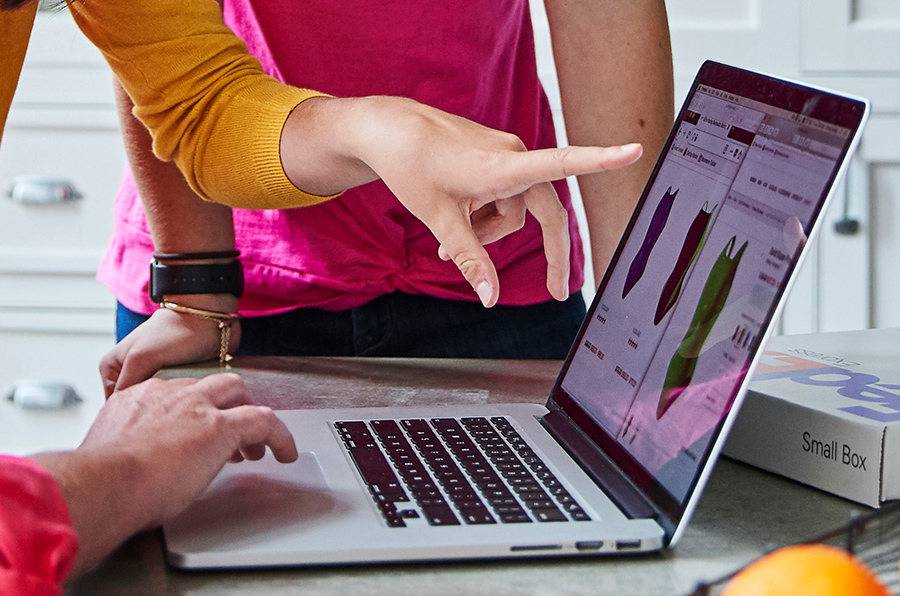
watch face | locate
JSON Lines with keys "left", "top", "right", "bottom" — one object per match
{"left": 149, "top": 260, "right": 244, "bottom": 303}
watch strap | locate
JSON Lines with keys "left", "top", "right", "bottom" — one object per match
{"left": 149, "top": 260, "right": 244, "bottom": 304}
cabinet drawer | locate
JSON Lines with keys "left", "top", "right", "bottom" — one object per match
{"left": 0, "top": 126, "right": 124, "bottom": 261}
{"left": 0, "top": 271, "right": 115, "bottom": 313}
{"left": 0, "top": 328, "right": 110, "bottom": 456}
{"left": 2, "top": 7, "right": 124, "bottom": 268}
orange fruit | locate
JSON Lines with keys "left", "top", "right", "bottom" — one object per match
{"left": 722, "top": 544, "right": 890, "bottom": 596}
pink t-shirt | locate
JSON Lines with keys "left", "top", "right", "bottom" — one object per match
{"left": 97, "top": 0, "right": 585, "bottom": 316}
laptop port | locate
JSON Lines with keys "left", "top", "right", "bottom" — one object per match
{"left": 575, "top": 541, "right": 604, "bottom": 551}
{"left": 615, "top": 539, "right": 642, "bottom": 551}
{"left": 510, "top": 544, "right": 563, "bottom": 552}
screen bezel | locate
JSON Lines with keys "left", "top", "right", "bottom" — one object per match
{"left": 547, "top": 60, "right": 868, "bottom": 533}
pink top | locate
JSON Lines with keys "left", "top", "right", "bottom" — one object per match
{"left": 0, "top": 456, "right": 78, "bottom": 596}
{"left": 97, "top": 0, "right": 584, "bottom": 316}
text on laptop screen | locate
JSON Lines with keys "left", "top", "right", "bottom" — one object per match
{"left": 557, "top": 67, "right": 862, "bottom": 515}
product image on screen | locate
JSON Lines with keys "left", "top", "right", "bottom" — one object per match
{"left": 560, "top": 76, "right": 857, "bottom": 506}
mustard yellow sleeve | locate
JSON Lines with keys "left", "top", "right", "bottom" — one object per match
{"left": 68, "top": 0, "right": 333, "bottom": 209}
{"left": 0, "top": 4, "right": 38, "bottom": 150}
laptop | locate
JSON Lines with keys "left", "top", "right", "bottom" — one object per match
{"left": 163, "top": 61, "right": 869, "bottom": 568}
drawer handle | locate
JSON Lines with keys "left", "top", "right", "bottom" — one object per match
{"left": 5, "top": 381, "right": 82, "bottom": 409}
{"left": 6, "top": 177, "right": 84, "bottom": 205}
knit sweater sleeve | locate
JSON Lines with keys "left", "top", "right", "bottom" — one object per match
{"left": 0, "top": 456, "right": 78, "bottom": 596}
{"left": 0, "top": 4, "right": 38, "bottom": 150}
{"left": 68, "top": 0, "right": 334, "bottom": 209}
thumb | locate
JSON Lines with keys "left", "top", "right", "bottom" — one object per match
{"left": 99, "top": 339, "right": 130, "bottom": 399}
{"left": 115, "top": 352, "right": 165, "bottom": 395}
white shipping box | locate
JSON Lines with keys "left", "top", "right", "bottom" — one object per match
{"left": 723, "top": 328, "right": 900, "bottom": 507}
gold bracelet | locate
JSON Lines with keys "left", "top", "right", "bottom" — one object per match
{"left": 160, "top": 301, "right": 242, "bottom": 363}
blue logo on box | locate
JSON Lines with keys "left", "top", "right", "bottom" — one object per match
{"left": 754, "top": 351, "right": 900, "bottom": 423}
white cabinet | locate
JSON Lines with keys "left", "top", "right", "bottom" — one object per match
{"left": 801, "top": 0, "right": 900, "bottom": 73}
{"left": 535, "top": 0, "right": 900, "bottom": 335}
{"left": 0, "top": 9, "right": 121, "bottom": 455}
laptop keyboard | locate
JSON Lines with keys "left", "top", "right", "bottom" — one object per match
{"left": 335, "top": 416, "right": 591, "bottom": 528}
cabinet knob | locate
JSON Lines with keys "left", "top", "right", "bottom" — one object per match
{"left": 6, "top": 176, "right": 83, "bottom": 205}
{"left": 833, "top": 217, "right": 860, "bottom": 236}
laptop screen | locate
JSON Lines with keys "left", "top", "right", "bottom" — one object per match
{"left": 551, "top": 61, "right": 868, "bottom": 525}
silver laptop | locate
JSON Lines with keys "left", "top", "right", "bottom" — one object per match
{"left": 163, "top": 61, "right": 869, "bottom": 569}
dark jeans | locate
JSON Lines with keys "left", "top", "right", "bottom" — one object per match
{"left": 117, "top": 291, "right": 586, "bottom": 359}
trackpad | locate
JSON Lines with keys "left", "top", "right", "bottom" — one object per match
{"left": 165, "top": 452, "right": 340, "bottom": 550}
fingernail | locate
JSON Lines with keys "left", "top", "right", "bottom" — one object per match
{"left": 621, "top": 143, "right": 642, "bottom": 152}
{"left": 476, "top": 281, "right": 493, "bottom": 307}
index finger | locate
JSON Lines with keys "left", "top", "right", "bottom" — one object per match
{"left": 192, "top": 373, "right": 252, "bottom": 409}
{"left": 501, "top": 143, "right": 643, "bottom": 196}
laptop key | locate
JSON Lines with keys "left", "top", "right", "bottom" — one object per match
{"left": 499, "top": 512, "right": 532, "bottom": 523}
{"left": 460, "top": 508, "right": 497, "bottom": 525}
{"left": 415, "top": 495, "right": 448, "bottom": 507}
{"left": 571, "top": 510, "right": 591, "bottom": 521}
{"left": 372, "top": 491, "right": 409, "bottom": 504}
{"left": 534, "top": 508, "right": 568, "bottom": 522}
{"left": 524, "top": 499, "right": 556, "bottom": 510}
{"left": 422, "top": 505, "right": 461, "bottom": 526}
{"left": 346, "top": 448, "right": 394, "bottom": 483}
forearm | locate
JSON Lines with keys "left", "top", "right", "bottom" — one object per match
{"left": 545, "top": 0, "right": 674, "bottom": 283}
{"left": 29, "top": 451, "right": 147, "bottom": 578}
{"left": 114, "top": 79, "right": 238, "bottom": 313}
{"left": 278, "top": 96, "right": 381, "bottom": 196}
{"left": 115, "top": 80, "right": 235, "bottom": 255}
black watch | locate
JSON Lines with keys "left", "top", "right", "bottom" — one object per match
{"left": 149, "top": 260, "right": 244, "bottom": 304}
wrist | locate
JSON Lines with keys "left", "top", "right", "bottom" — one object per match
{"left": 158, "top": 301, "right": 242, "bottom": 363}
{"left": 157, "top": 293, "right": 239, "bottom": 314}
{"left": 281, "top": 96, "right": 377, "bottom": 194}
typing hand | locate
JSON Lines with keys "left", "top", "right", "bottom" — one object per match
{"left": 32, "top": 374, "right": 296, "bottom": 575}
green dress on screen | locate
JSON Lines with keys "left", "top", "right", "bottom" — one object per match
{"left": 657, "top": 235, "right": 748, "bottom": 419}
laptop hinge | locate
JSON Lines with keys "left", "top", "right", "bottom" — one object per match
{"left": 540, "top": 406, "right": 669, "bottom": 531}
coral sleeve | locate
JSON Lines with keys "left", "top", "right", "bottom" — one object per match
{"left": 0, "top": 456, "right": 78, "bottom": 596}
